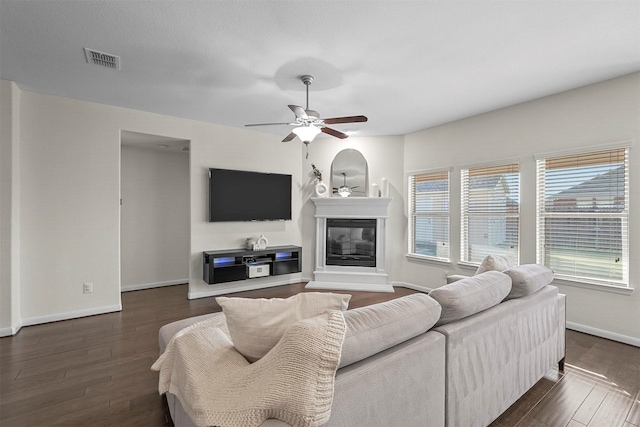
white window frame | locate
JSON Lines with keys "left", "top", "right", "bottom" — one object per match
{"left": 407, "top": 169, "right": 450, "bottom": 261}
{"left": 535, "top": 145, "right": 630, "bottom": 289}
{"left": 461, "top": 162, "right": 520, "bottom": 265}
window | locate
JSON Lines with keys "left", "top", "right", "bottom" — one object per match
{"left": 536, "top": 147, "right": 629, "bottom": 286}
{"left": 461, "top": 163, "right": 520, "bottom": 264}
{"left": 408, "top": 170, "right": 449, "bottom": 259}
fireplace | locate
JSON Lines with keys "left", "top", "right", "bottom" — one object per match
{"left": 326, "top": 218, "right": 376, "bottom": 267}
{"left": 306, "top": 197, "right": 393, "bottom": 293}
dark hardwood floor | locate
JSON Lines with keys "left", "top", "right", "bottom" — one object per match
{"left": 1, "top": 283, "right": 638, "bottom": 426}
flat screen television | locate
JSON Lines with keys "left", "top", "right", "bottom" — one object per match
{"left": 209, "top": 168, "right": 292, "bottom": 222}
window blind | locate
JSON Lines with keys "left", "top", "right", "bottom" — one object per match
{"left": 461, "top": 163, "right": 520, "bottom": 264}
{"left": 408, "top": 171, "right": 449, "bottom": 259}
{"left": 536, "top": 148, "right": 629, "bottom": 286}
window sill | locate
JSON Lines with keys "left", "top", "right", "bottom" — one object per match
{"left": 553, "top": 276, "right": 634, "bottom": 296}
{"left": 456, "top": 261, "right": 481, "bottom": 271}
{"left": 406, "top": 253, "right": 452, "bottom": 266}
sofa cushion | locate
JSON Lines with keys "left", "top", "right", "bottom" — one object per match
{"left": 475, "top": 254, "right": 516, "bottom": 275}
{"left": 503, "top": 264, "right": 554, "bottom": 299}
{"left": 216, "top": 292, "right": 351, "bottom": 362}
{"left": 339, "top": 293, "right": 442, "bottom": 368}
{"left": 429, "top": 271, "right": 512, "bottom": 326}
{"left": 158, "top": 312, "right": 225, "bottom": 354}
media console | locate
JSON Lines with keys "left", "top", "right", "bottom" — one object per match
{"left": 203, "top": 245, "right": 302, "bottom": 285}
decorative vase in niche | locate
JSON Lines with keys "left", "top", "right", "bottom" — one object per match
{"left": 315, "top": 181, "right": 329, "bottom": 197}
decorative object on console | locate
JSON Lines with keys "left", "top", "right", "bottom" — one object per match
{"left": 244, "top": 75, "right": 368, "bottom": 159}
{"left": 245, "top": 237, "right": 256, "bottom": 250}
{"left": 255, "top": 234, "right": 268, "bottom": 250}
{"left": 245, "top": 235, "right": 267, "bottom": 250}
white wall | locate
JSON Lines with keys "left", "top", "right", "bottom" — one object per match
{"left": 120, "top": 145, "right": 189, "bottom": 291}
{"left": 0, "top": 80, "right": 21, "bottom": 336}
{"left": 402, "top": 73, "right": 640, "bottom": 343}
{"left": 4, "top": 82, "right": 303, "bottom": 329}
{"left": 302, "top": 136, "right": 405, "bottom": 280}
{"left": 3, "top": 73, "right": 638, "bottom": 345}
{"left": 187, "top": 124, "right": 303, "bottom": 299}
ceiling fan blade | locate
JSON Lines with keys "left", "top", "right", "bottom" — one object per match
{"left": 288, "top": 105, "right": 308, "bottom": 119}
{"left": 245, "top": 122, "right": 292, "bottom": 127}
{"left": 322, "top": 127, "right": 348, "bottom": 139}
{"left": 323, "top": 115, "right": 368, "bottom": 124}
{"left": 282, "top": 132, "right": 296, "bottom": 142}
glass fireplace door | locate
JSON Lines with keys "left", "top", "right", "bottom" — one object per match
{"left": 326, "top": 218, "right": 376, "bottom": 267}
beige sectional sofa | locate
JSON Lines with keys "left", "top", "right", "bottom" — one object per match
{"left": 157, "top": 265, "right": 565, "bottom": 427}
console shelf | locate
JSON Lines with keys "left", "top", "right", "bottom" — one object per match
{"left": 203, "top": 245, "right": 302, "bottom": 285}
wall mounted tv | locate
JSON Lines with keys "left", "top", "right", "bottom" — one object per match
{"left": 209, "top": 168, "right": 292, "bottom": 222}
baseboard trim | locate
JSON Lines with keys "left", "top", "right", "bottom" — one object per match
{"left": 20, "top": 304, "right": 122, "bottom": 329}
{"left": 0, "top": 322, "right": 23, "bottom": 337}
{"left": 392, "top": 281, "right": 433, "bottom": 293}
{"left": 566, "top": 321, "right": 640, "bottom": 348}
{"left": 305, "top": 281, "right": 395, "bottom": 293}
{"left": 188, "top": 278, "right": 302, "bottom": 299}
{"left": 121, "top": 279, "right": 188, "bottom": 292}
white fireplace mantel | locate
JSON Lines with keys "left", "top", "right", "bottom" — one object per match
{"left": 305, "top": 197, "right": 394, "bottom": 293}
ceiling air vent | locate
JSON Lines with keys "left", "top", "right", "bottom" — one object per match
{"left": 84, "top": 48, "right": 120, "bottom": 70}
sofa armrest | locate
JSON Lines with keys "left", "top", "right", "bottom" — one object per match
{"left": 446, "top": 274, "right": 470, "bottom": 284}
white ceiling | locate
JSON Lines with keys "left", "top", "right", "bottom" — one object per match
{"left": 1, "top": 1, "right": 639, "bottom": 140}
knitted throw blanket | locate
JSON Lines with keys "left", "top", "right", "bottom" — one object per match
{"left": 152, "top": 310, "right": 346, "bottom": 427}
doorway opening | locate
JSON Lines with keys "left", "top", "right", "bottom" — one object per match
{"left": 120, "top": 131, "right": 190, "bottom": 292}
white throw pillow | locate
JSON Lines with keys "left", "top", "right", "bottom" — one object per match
{"left": 475, "top": 254, "right": 516, "bottom": 275}
{"left": 216, "top": 292, "right": 351, "bottom": 362}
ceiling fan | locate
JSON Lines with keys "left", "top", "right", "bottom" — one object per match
{"left": 245, "top": 75, "right": 368, "bottom": 157}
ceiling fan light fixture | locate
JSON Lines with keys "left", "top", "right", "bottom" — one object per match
{"left": 338, "top": 186, "right": 352, "bottom": 197}
{"left": 292, "top": 124, "right": 321, "bottom": 143}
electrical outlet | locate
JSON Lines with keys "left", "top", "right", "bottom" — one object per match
{"left": 83, "top": 282, "right": 93, "bottom": 293}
